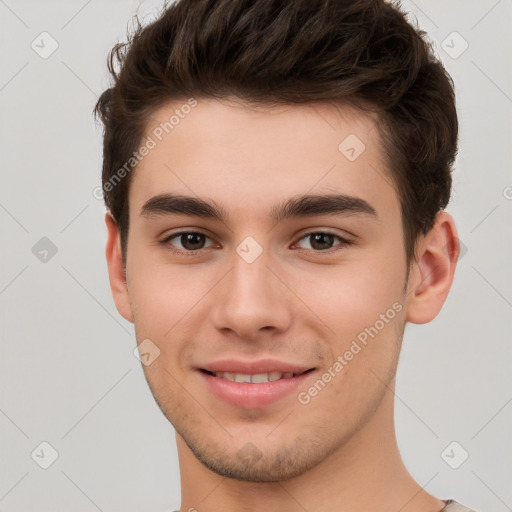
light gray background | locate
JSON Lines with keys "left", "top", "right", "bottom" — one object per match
{"left": 1, "top": 1, "right": 511, "bottom": 511}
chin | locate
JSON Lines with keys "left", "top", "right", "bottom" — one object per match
{"left": 180, "top": 427, "right": 330, "bottom": 482}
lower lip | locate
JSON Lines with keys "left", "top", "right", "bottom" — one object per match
{"left": 199, "top": 370, "right": 314, "bottom": 409}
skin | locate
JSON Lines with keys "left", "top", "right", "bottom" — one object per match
{"left": 105, "top": 97, "right": 459, "bottom": 512}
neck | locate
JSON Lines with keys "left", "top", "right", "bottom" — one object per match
{"left": 176, "top": 381, "right": 445, "bottom": 512}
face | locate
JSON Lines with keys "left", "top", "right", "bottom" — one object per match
{"left": 116, "top": 98, "right": 412, "bottom": 481}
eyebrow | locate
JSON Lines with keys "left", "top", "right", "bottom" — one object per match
{"left": 140, "top": 193, "right": 377, "bottom": 224}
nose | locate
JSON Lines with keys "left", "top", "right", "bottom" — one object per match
{"left": 209, "top": 248, "right": 293, "bottom": 341}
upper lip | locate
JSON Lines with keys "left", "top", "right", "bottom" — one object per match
{"left": 200, "top": 359, "right": 314, "bottom": 375}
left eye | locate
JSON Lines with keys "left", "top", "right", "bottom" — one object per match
{"left": 295, "top": 232, "right": 350, "bottom": 251}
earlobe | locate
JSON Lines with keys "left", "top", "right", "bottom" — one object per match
{"left": 105, "top": 212, "right": 134, "bottom": 323}
{"left": 405, "top": 212, "right": 460, "bottom": 324}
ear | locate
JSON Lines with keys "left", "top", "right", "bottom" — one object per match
{"left": 405, "top": 211, "right": 460, "bottom": 324}
{"left": 105, "top": 212, "right": 134, "bottom": 323}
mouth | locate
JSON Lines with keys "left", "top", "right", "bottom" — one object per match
{"left": 200, "top": 368, "right": 314, "bottom": 383}
{"left": 198, "top": 364, "right": 316, "bottom": 409}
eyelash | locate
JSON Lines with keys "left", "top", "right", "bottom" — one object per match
{"left": 160, "top": 230, "right": 353, "bottom": 256}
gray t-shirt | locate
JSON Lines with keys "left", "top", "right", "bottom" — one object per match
{"left": 171, "top": 499, "right": 478, "bottom": 512}
{"left": 442, "top": 500, "right": 478, "bottom": 512}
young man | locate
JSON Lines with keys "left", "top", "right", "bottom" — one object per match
{"left": 94, "top": 1, "right": 478, "bottom": 510}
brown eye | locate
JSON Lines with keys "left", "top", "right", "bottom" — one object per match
{"left": 295, "top": 232, "right": 352, "bottom": 252}
{"left": 309, "top": 233, "right": 335, "bottom": 250}
{"left": 163, "top": 232, "right": 214, "bottom": 252}
{"left": 179, "top": 233, "right": 206, "bottom": 250}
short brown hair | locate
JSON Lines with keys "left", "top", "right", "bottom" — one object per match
{"left": 94, "top": 0, "right": 458, "bottom": 263}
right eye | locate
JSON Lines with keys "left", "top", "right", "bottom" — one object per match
{"left": 161, "top": 231, "right": 217, "bottom": 253}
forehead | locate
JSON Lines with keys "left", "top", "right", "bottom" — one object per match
{"left": 129, "top": 97, "right": 399, "bottom": 224}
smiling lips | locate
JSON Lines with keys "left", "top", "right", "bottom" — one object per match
{"left": 209, "top": 370, "right": 299, "bottom": 383}
{"left": 199, "top": 359, "right": 315, "bottom": 408}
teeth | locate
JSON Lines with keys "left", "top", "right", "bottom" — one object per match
{"left": 251, "top": 373, "right": 270, "bottom": 383}
{"left": 213, "top": 371, "right": 298, "bottom": 383}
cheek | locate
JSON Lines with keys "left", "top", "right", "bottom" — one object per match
{"left": 296, "top": 255, "right": 405, "bottom": 338}
{"left": 128, "top": 255, "right": 201, "bottom": 328}
{"left": 127, "top": 257, "right": 218, "bottom": 375}
{"left": 294, "top": 265, "right": 405, "bottom": 420}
